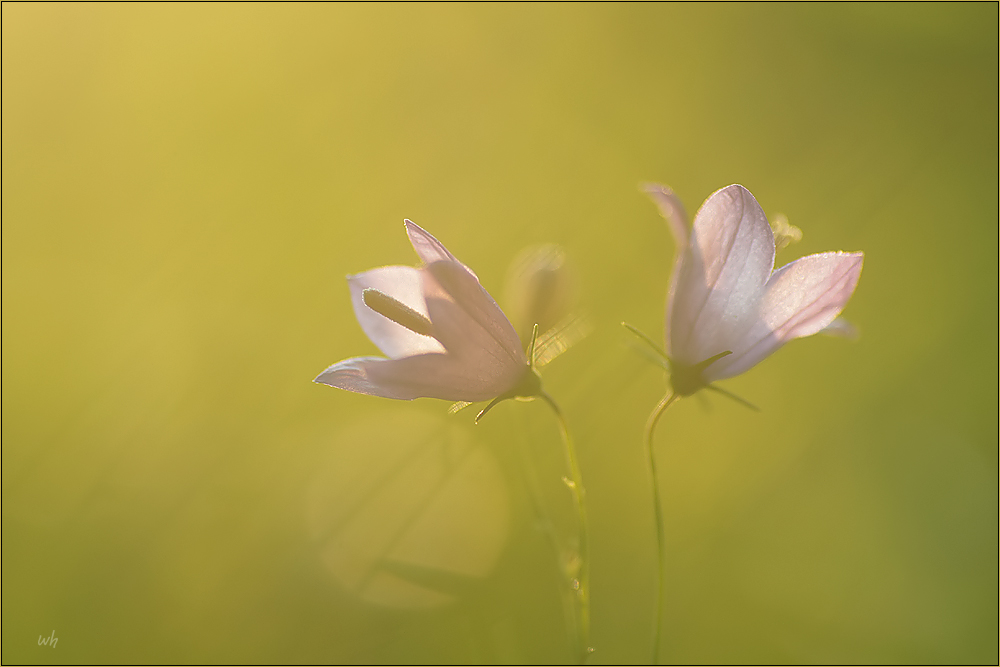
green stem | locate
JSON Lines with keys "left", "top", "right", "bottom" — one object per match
{"left": 540, "top": 392, "right": 590, "bottom": 664}
{"left": 644, "top": 391, "right": 679, "bottom": 665}
{"left": 514, "top": 410, "right": 579, "bottom": 654}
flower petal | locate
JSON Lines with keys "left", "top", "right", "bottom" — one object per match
{"left": 668, "top": 184, "right": 776, "bottom": 366}
{"left": 704, "top": 251, "right": 864, "bottom": 381}
{"left": 348, "top": 266, "right": 446, "bottom": 359}
{"left": 313, "top": 353, "right": 521, "bottom": 402}
{"left": 422, "top": 260, "right": 527, "bottom": 392}
{"left": 314, "top": 356, "right": 414, "bottom": 399}
{"left": 405, "top": 219, "right": 461, "bottom": 263}
{"left": 423, "top": 262, "right": 528, "bottom": 366}
{"left": 643, "top": 183, "right": 689, "bottom": 249}
{"left": 405, "top": 219, "right": 479, "bottom": 279}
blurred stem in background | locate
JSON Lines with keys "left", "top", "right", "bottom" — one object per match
{"left": 514, "top": 408, "right": 581, "bottom": 659}
{"left": 539, "top": 391, "right": 591, "bottom": 663}
{"left": 644, "top": 392, "right": 680, "bottom": 664}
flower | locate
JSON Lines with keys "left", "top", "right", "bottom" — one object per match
{"left": 314, "top": 220, "right": 541, "bottom": 407}
{"left": 315, "top": 222, "right": 590, "bottom": 657}
{"left": 644, "top": 183, "right": 864, "bottom": 396}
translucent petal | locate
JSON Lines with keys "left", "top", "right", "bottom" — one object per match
{"left": 348, "top": 266, "right": 445, "bottom": 359}
{"left": 422, "top": 260, "right": 527, "bottom": 394}
{"left": 667, "top": 184, "right": 775, "bottom": 366}
{"left": 404, "top": 219, "right": 479, "bottom": 280}
{"left": 314, "top": 353, "right": 523, "bottom": 402}
{"left": 313, "top": 356, "right": 416, "bottom": 399}
{"left": 704, "top": 251, "right": 864, "bottom": 381}
{"left": 405, "top": 219, "right": 457, "bottom": 263}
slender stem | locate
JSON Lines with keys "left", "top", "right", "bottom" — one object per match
{"left": 644, "top": 391, "right": 679, "bottom": 665}
{"left": 540, "top": 392, "right": 590, "bottom": 664}
{"left": 514, "top": 409, "right": 579, "bottom": 654}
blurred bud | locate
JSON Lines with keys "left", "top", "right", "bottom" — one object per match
{"left": 769, "top": 213, "right": 803, "bottom": 252}
{"left": 504, "top": 244, "right": 576, "bottom": 344}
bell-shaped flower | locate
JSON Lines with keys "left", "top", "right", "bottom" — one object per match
{"left": 644, "top": 183, "right": 863, "bottom": 396}
{"left": 314, "top": 221, "right": 541, "bottom": 408}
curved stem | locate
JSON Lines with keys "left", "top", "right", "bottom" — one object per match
{"left": 645, "top": 391, "right": 679, "bottom": 665}
{"left": 540, "top": 392, "right": 590, "bottom": 664}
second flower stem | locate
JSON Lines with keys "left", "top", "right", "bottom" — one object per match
{"left": 540, "top": 391, "right": 590, "bottom": 664}
{"left": 645, "top": 391, "right": 679, "bottom": 665}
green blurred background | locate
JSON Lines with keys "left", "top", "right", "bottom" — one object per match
{"left": 3, "top": 4, "right": 997, "bottom": 664}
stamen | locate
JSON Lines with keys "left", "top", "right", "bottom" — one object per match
{"left": 362, "top": 288, "right": 435, "bottom": 337}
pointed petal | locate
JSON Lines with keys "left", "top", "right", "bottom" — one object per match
{"left": 313, "top": 356, "right": 417, "bottom": 399}
{"left": 668, "top": 184, "right": 776, "bottom": 366}
{"left": 704, "top": 251, "right": 863, "bottom": 381}
{"left": 404, "top": 219, "right": 479, "bottom": 279}
{"left": 348, "top": 266, "right": 446, "bottom": 359}
{"left": 643, "top": 183, "right": 689, "bottom": 249}
{"left": 405, "top": 219, "right": 461, "bottom": 264}
{"left": 313, "top": 353, "right": 521, "bottom": 402}
{"left": 422, "top": 260, "right": 527, "bottom": 394}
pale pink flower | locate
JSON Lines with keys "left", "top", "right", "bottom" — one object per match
{"left": 645, "top": 183, "right": 864, "bottom": 395}
{"left": 314, "top": 221, "right": 539, "bottom": 404}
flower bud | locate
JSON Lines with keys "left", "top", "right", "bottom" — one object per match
{"left": 504, "top": 244, "right": 577, "bottom": 344}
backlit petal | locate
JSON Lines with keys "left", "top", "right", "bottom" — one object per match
{"left": 313, "top": 356, "right": 416, "bottom": 399}
{"left": 423, "top": 260, "right": 527, "bottom": 391}
{"left": 405, "top": 219, "right": 479, "bottom": 279}
{"left": 314, "top": 353, "right": 521, "bottom": 402}
{"left": 405, "top": 219, "right": 459, "bottom": 263}
{"left": 704, "top": 251, "right": 863, "bottom": 381}
{"left": 348, "top": 266, "right": 446, "bottom": 359}
{"left": 668, "top": 184, "right": 775, "bottom": 366}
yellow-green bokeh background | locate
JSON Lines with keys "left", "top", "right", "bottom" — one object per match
{"left": 3, "top": 4, "right": 997, "bottom": 664}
